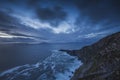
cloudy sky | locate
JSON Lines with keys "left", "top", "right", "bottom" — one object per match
{"left": 0, "top": 0, "right": 120, "bottom": 43}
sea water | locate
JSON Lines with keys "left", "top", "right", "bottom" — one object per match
{"left": 0, "top": 43, "right": 85, "bottom": 80}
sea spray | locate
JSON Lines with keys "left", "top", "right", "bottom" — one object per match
{"left": 0, "top": 50, "right": 82, "bottom": 80}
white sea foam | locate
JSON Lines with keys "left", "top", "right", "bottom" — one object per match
{"left": 0, "top": 50, "right": 82, "bottom": 80}
{"left": 0, "top": 64, "right": 30, "bottom": 77}
{"left": 53, "top": 50, "right": 82, "bottom": 80}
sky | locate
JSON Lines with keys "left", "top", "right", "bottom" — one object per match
{"left": 0, "top": 0, "right": 120, "bottom": 43}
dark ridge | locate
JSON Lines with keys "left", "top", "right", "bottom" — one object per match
{"left": 61, "top": 32, "right": 120, "bottom": 80}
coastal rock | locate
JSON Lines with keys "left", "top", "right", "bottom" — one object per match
{"left": 62, "top": 32, "right": 120, "bottom": 80}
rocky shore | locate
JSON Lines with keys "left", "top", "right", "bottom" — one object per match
{"left": 60, "top": 32, "right": 120, "bottom": 80}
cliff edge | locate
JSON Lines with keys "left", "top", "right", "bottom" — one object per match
{"left": 60, "top": 32, "right": 120, "bottom": 80}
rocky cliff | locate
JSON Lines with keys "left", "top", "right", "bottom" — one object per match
{"left": 60, "top": 32, "right": 120, "bottom": 80}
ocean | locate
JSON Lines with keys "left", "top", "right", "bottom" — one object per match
{"left": 0, "top": 43, "right": 86, "bottom": 80}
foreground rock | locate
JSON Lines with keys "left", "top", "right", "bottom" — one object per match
{"left": 61, "top": 32, "right": 120, "bottom": 80}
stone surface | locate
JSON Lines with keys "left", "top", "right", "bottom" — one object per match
{"left": 62, "top": 32, "right": 120, "bottom": 80}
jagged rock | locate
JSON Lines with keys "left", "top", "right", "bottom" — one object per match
{"left": 63, "top": 32, "right": 120, "bottom": 80}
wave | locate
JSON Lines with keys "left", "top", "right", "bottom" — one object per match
{"left": 0, "top": 50, "right": 82, "bottom": 80}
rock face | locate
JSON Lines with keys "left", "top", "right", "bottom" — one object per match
{"left": 61, "top": 32, "right": 120, "bottom": 80}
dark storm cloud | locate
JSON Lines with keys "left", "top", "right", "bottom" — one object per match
{"left": 0, "top": 10, "right": 21, "bottom": 33}
{"left": 0, "top": 0, "right": 68, "bottom": 26}
{"left": 74, "top": 0, "right": 120, "bottom": 23}
{"left": 28, "top": 0, "right": 120, "bottom": 31}
{"left": 70, "top": 0, "right": 120, "bottom": 36}
{"left": 27, "top": 0, "right": 40, "bottom": 6}
{"left": 36, "top": 6, "right": 67, "bottom": 26}
{"left": 0, "top": 10, "right": 20, "bottom": 30}
{"left": 0, "top": 10, "right": 43, "bottom": 38}
{"left": 1, "top": 0, "right": 120, "bottom": 24}
{"left": 0, "top": 0, "right": 120, "bottom": 43}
